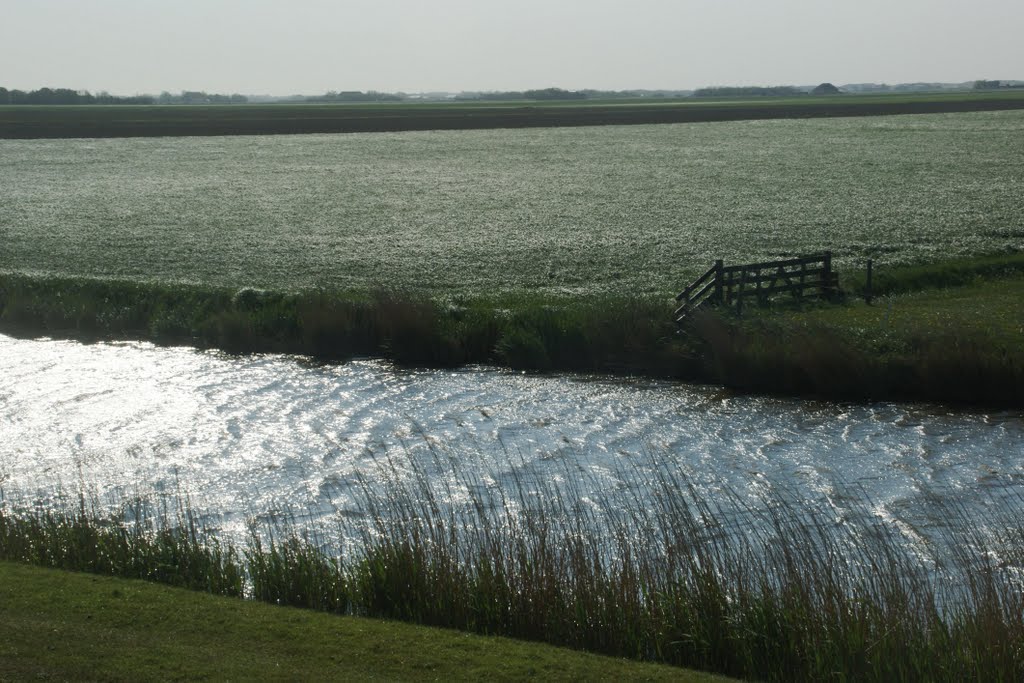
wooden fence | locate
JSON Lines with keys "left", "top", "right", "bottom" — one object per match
{"left": 675, "top": 252, "right": 838, "bottom": 323}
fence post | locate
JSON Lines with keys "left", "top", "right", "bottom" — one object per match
{"left": 714, "top": 259, "right": 724, "bottom": 304}
{"left": 736, "top": 269, "right": 746, "bottom": 316}
{"left": 823, "top": 251, "right": 833, "bottom": 300}
{"left": 865, "top": 259, "right": 873, "bottom": 305}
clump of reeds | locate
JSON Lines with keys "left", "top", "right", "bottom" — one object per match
{"left": 2, "top": 451, "right": 1023, "bottom": 682}
{"left": 0, "top": 492, "right": 242, "bottom": 596}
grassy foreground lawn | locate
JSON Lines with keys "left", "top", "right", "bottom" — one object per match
{"left": 0, "top": 562, "right": 727, "bottom": 682}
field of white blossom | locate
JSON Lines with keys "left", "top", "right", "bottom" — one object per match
{"left": 2, "top": 111, "right": 1022, "bottom": 298}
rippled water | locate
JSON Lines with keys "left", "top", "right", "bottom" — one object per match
{"left": 2, "top": 333, "right": 1023, "bottom": 557}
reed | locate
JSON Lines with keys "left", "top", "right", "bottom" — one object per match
{"left": 0, "top": 493, "right": 243, "bottom": 596}
{"left": 2, "top": 453, "right": 1022, "bottom": 682}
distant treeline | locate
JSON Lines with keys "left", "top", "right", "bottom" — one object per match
{"left": 453, "top": 88, "right": 696, "bottom": 101}
{"left": 307, "top": 90, "right": 405, "bottom": 103}
{"left": 974, "top": 80, "right": 1024, "bottom": 90}
{"left": 6, "top": 82, "right": 1024, "bottom": 109}
{"left": 307, "top": 88, "right": 702, "bottom": 103}
{"left": 693, "top": 86, "right": 805, "bottom": 97}
{"left": 454, "top": 87, "right": 585, "bottom": 100}
{"left": 0, "top": 87, "right": 249, "bottom": 106}
{"left": 0, "top": 87, "right": 154, "bottom": 105}
{"left": 309, "top": 87, "right": 597, "bottom": 103}
{"left": 155, "top": 91, "right": 249, "bottom": 104}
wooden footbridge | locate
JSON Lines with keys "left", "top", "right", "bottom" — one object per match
{"left": 675, "top": 252, "right": 839, "bottom": 323}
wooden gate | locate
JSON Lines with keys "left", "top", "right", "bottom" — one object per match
{"left": 675, "top": 252, "right": 838, "bottom": 323}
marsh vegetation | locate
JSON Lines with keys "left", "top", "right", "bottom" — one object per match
{"left": 2, "top": 458, "right": 1023, "bottom": 681}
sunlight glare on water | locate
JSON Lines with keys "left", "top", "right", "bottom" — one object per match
{"left": 1, "top": 334, "right": 1023, "bottom": 554}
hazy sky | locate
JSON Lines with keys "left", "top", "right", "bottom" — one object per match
{"left": 3, "top": 0, "right": 1022, "bottom": 94}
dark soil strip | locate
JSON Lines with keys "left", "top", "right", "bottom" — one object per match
{"left": 4, "top": 97, "right": 1024, "bottom": 139}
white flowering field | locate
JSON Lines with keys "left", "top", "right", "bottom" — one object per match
{"left": 2, "top": 111, "right": 1022, "bottom": 298}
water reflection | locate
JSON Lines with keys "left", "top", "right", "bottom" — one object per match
{"left": 1, "top": 334, "right": 1022, "bottom": 557}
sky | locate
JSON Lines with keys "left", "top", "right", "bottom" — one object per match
{"left": 3, "top": 0, "right": 1022, "bottom": 95}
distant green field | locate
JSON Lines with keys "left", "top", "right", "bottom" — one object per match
{"left": 2, "top": 110, "right": 1023, "bottom": 298}
{"left": 2, "top": 90, "right": 1024, "bottom": 138}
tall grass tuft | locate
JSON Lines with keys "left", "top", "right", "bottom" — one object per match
{"left": 246, "top": 530, "right": 350, "bottom": 612}
{"left": 0, "top": 493, "right": 243, "bottom": 596}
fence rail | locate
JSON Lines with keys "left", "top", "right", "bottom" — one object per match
{"left": 675, "top": 252, "right": 837, "bottom": 322}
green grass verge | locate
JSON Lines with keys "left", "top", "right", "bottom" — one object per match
{"left": 794, "top": 276, "right": 1024, "bottom": 350}
{"left": 0, "top": 562, "right": 720, "bottom": 682}
{"left": 845, "top": 251, "right": 1024, "bottom": 298}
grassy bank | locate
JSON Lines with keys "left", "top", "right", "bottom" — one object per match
{"left": 689, "top": 262, "right": 1024, "bottom": 405}
{"left": 0, "top": 562, "right": 716, "bottom": 682}
{"left": 3, "top": 92, "right": 1024, "bottom": 138}
{"left": 0, "top": 273, "right": 692, "bottom": 372}
{"left": 3, "top": 253, "right": 1024, "bottom": 405}
{"left": 1, "top": 472, "right": 1022, "bottom": 682}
